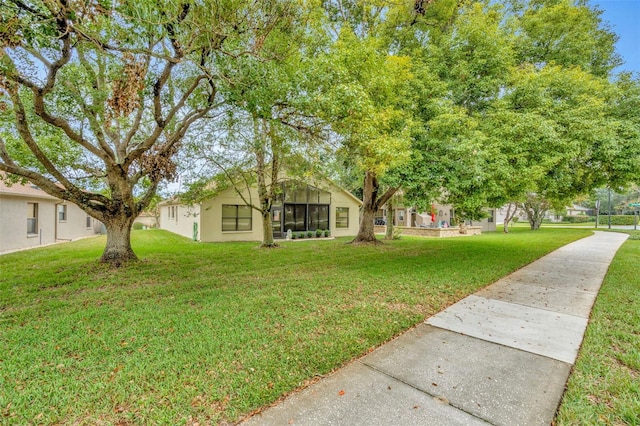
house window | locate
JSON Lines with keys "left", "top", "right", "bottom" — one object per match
{"left": 169, "top": 206, "right": 178, "bottom": 221}
{"left": 488, "top": 209, "right": 494, "bottom": 223}
{"left": 398, "top": 210, "right": 404, "bottom": 222}
{"left": 58, "top": 204, "right": 67, "bottom": 221}
{"left": 222, "top": 204, "right": 252, "bottom": 231}
{"left": 308, "top": 205, "right": 329, "bottom": 231}
{"left": 86, "top": 215, "right": 92, "bottom": 228}
{"left": 336, "top": 207, "right": 349, "bottom": 229}
{"left": 284, "top": 204, "right": 306, "bottom": 232}
{"left": 27, "top": 202, "right": 38, "bottom": 235}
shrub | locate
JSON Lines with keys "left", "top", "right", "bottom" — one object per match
{"left": 324, "top": 230, "right": 331, "bottom": 237}
{"left": 133, "top": 222, "right": 144, "bottom": 230}
{"left": 307, "top": 231, "right": 313, "bottom": 238}
{"left": 598, "top": 215, "right": 637, "bottom": 226}
{"left": 316, "top": 229, "right": 323, "bottom": 237}
{"left": 562, "top": 216, "right": 594, "bottom": 223}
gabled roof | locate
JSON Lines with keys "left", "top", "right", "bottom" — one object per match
{"left": 0, "top": 179, "right": 59, "bottom": 201}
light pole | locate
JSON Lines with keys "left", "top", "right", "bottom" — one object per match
{"left": 608, "top": 187, "right": 612, "bottom": 229}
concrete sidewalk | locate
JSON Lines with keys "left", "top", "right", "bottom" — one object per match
{"left": 241, "top": 231, "right": 629, "bottom": 426}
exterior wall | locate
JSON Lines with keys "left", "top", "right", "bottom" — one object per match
{"left": 328, "top": 185, "right": 361, "bottom": 238}
{"left": 468, "top": 209, "right": 497, "bottom": 232}
{"left": 0, "top": 194, "right": 57, "bottom": 252}
{"left": 160, "top": 202, "right": 201, "bottom": 241}
{"left": 382, "top": 203, "right": 496, "bottom": 232}
{"left": 160, "top": 180, "right": 362, "bottom": 243}
{"left": 200, "top": 186, "right": 263, "bottom": 243}
{"left": 0, "top": 194, "right": 98, "bottom": 253}
{"left": 134, "top": 214, "right": 158, "bottom": 228}
{"left": 56, "top": 202, "right": 98, "bottom": 241}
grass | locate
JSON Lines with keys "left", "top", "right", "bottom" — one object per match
{"left": 0, "top": 227, "right": 599, "bottom": 424}
{"left": 555, "top": 230, "right": 640, "bottom": 426}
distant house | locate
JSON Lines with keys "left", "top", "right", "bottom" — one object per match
{"left": 378, "top": 203, "right": 497, "bottom": 233}
{"left": 0, "top": 179, "right": 101, "bottom": 253}
{"left": 133, "top": 212, "right": 158, "bottom": 229}
{"left": 159, "top": 178, "right": 362, "bottom": 242}
{"left": 565, "top": 204, "right": 593, "bottom": 217}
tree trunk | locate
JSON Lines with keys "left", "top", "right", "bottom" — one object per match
{"left": 503, "top": 202, "right": 518, "bottom": 233}
{"left": 101, "top": 217, "right": 137, "bottom": 265}
{"left": 521, "top": 196, "right": 548, "bottom": 231}
{"left": 351, "top": 171, "right": 397, "bottom": 244}
{"left": 261, "top": 209, "right": 277, "bottom": 248}
{"left": 459, "top": 221, "right": 468, "bottom": 234}
{"left": 354, "top": 207, "right": 378, "bottom": 243}
{"left": 385, "top": 198, "right": 394, "bottom": 240}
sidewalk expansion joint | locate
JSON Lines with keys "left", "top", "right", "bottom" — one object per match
{"left": 357, "top": 360, "right": 494, "bottom": 425}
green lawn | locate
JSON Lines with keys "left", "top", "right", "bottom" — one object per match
{"left": 555, "top": 230, "right": 640, "bottom": 425}
{"left": 0, "top": 227, "right": 617, "bottom": 424}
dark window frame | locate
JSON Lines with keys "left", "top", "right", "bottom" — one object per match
{"left": 222, "top": 204, "right": 253, "bottom": 232}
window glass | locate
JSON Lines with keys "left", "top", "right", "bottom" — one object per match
{"left": 86, "top": 215, "right": 92, "bottom": 228}
{"left": 336, "top": 207, "right": 349, "bottom": 229}
{"left": 237, "top": 218, "right": 252, "bottom": 231}
{"left": 221, "top": 205, "right": 234, "bottom": 217}
{"left": 58, "top": 204, "right": 67, "bottom": 221}
{"left": 308, "top": 205, "right": 329, "bottom": 230}
{"left": 238, "top": 205, "right": 252, "bottom": 218}
{"left": 27, "top": 202, "right": 38, "bottom": 234}
{"left": 222, "top": 205, "right": 252, "bottom": 231}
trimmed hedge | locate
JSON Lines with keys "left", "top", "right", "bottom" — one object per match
{"left": 598, "top": 215, "right": 638, "bottom": 226}
{"left": 562, "top": 216, "right": 595, "bottom": 223}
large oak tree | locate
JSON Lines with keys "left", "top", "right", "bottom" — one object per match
{"left": 0, "top": 0, "right": 294, "bottom": 264}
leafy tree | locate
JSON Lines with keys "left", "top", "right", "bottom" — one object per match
{"left": 0, "top": 0, "right": 295, "bottom": 264}
{"left": 179, "top": 6, "right": 326, "bottom": 248}
{"left": 315, "top": 1, "right": 417, "bottom": 243}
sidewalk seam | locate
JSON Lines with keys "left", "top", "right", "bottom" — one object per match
{"left": 357, "top": 360, "right": 495, "bottom": 425}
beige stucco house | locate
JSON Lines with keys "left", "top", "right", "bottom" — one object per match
{"left": 0, "top": 180, "right": 101, "bottom": 253}
{"left": 377, "top": 203, "right": 497, "bottom": 234}
{"left": 159, "top": 178, "right": 362, "bottom": 242}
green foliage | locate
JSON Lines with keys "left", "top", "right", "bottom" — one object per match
{"left": 598, "top": 215, "right": 638, "bottom": 226}
{"left": 561, "top": 216, "right": 594, "bottom": 224}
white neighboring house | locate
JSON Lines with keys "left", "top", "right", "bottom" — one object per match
{"left": 0, "top": 179, "right": 101, "bottom": 253}
{"left": 159, "top": 178, "right": 362, "bottom": 242}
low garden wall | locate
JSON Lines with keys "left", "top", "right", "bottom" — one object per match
{"left": 374, "top": 225, "right": 482, "bottom": 238}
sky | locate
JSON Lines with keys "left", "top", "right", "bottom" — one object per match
{"left": 591, "top": 0, "right": 640, "bottom": 73}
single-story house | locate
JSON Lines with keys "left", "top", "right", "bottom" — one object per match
{"left": 159, "top": 178, "right": 362, "bottom": 242}
{"left": 133, "top": 212, "right": 158, "bottom": 229}
{"left": 378, "top": 203, "right": 497, "bottom": 233}
{"left": 0, "top": 179, "right": 101, "bottom": 253}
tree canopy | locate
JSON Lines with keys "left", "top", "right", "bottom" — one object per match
{"left": 0, "top": 0, "right": 300, "bottom": 263}
{"left": 1, "top": 0, "right": 638, "bottom": 259}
